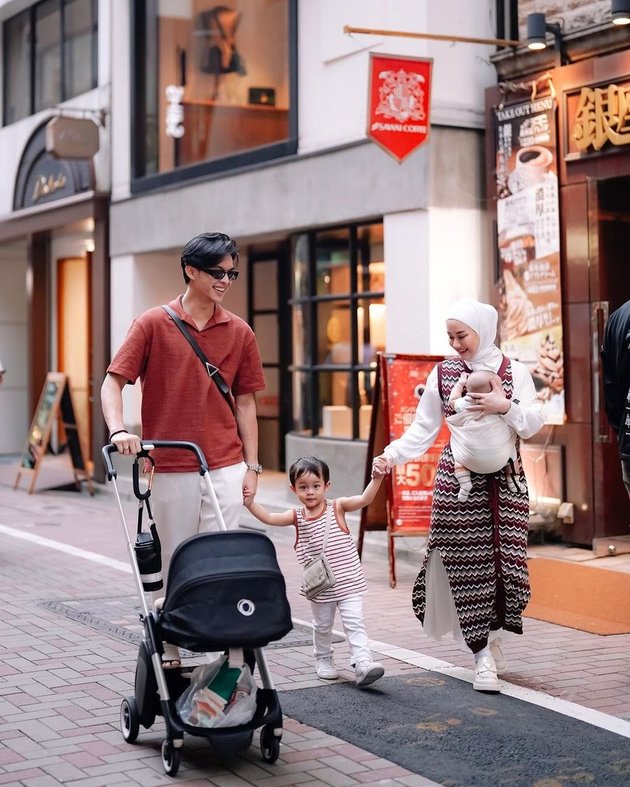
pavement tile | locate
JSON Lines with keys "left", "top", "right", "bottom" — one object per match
{"left": 352, "top": 766, "right": 412, "bottom": 782}
{"left": 304, "top": 767, "right": 360, "bottom": 787}
{"left": 0, "top": 770, "right": 44, "bottom": 785}
{"left": 2, "top": 478, "right": 630, "bottom": 786}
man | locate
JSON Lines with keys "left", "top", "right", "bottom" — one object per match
{"left": 601, "top": 299, "right": 630, "bottom": 499}
{"left": 101, "top": 232, "right": 265, "bottom": 665}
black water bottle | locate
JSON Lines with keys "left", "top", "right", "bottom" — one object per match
{"left": 135, "top": 525, "right": 163, "bottom": 591}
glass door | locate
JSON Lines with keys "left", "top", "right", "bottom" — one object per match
{"left": 248, "top": 246, "right": 291, "bottom": 471}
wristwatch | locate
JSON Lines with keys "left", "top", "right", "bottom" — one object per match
{"left": 246, "top": 463, "right": 263, "bottom": 474}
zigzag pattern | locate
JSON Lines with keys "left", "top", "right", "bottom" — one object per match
{"left": 411, "top": 357, "right": 531, "bottom": 652}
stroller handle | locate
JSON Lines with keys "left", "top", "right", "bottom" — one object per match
{"left": 102, "top": 440, "right": 210, "bottom": 481}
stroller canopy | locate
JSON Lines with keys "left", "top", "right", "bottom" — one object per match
{"left": 158, "top": 531, "right": 293, "bottom": 652}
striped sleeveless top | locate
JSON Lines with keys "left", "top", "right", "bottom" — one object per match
{"left": 294, "top": 500, "right": 367, "bottom": 603}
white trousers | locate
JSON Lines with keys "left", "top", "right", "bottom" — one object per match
{"left": 311, "top": 595, "right": 372, "bottom": 666}
{"left": 150, "top": 463, "right": 246, "bottom": 603}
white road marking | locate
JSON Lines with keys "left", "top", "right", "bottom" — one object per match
{"left": 0, "top": 524, "right": 132, "bottom": 574}
{"left": 2, "top": 522, "right": 629, "bottom": 739}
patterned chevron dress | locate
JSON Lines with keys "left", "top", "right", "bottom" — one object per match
{"left": 411, "top": 356, "right": 531, "bottom": 653}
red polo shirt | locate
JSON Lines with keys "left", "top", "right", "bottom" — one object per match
{"left": 107, "top": 297, "right": 265, "bottom": 472}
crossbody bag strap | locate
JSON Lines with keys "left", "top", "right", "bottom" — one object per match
{"left": 161, "top": 304, "right": 236, "bottom": 414}
{"left": 320, "top": 501, "right": 333, "bottom": 556}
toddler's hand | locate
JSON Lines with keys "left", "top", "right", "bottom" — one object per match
{"left": 371, "top": 454, "right": 392, "bottom": 478}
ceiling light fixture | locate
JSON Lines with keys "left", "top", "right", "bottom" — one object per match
{"left": 526, "top": 13, "right": 568, "bottom": 64}
{"left": 612, "top": 0, "right": 630, "bottom": 25}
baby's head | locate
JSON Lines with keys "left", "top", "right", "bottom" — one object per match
{"left": 465, "top": 370, "right": 501, "bottom": 393}
{"left": 289, "top": 456, "right": 330, "bottom": 486}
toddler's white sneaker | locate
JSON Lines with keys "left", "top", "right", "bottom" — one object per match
{"left": 316, "top": 657, "right": 339, "bottom": 680}
{"left": 355, "top": 660, "right": 385, "bottom": 687}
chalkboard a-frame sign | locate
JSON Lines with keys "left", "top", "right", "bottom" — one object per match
{"left": 14, "top": 372, "right": 93, "bottom": 494}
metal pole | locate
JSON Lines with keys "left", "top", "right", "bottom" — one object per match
{"left": 343, "top": 24, "right": 519, "bottom": 49}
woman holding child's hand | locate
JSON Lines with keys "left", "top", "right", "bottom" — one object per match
{"left": 371, "top": 299, "right": 543, "bottom": 694}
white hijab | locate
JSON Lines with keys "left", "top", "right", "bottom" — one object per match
{"left": 446, "top": 299, "right": 504, "bottom": 371}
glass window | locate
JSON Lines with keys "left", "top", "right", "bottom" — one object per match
{"left": 34, "top": 0, "right": 62, "bottom": 113}
{"left": 64, "top": 0, "right": 95, "bottom": 98}
{"left": 290, "top": 221, "right": 385, "bottom": 440}
{"left": 3, "top": 11, "right": 31, "bottom": 124}
{"left": 2, "top": 0, "right": 97, "bottom": 126}
{"left": 134, "top": 0, "right": 295, "bottom": 181}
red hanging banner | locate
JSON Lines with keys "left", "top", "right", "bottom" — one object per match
{"left": 367, "top": 53, "right": 433, "bottom": 163}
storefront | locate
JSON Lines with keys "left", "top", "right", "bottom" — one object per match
{"left": 487, "top": 43, "right": 630, "bottom": 548}
{"left": 0, "top": 120, "right": 109, "bottom": 472}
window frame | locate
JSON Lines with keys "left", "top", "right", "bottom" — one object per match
{"left": 290, "top": 220, "right": 385, "bottom": 441}
{"left": 130, "top": 0, "right": 298, "bottom": 194}
{"left": 2, "top": 0, "right": 98, "bottom": 127}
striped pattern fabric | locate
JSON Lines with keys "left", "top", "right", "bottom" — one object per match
{"left": 294, "top": 501, "right": 367, "bottom": 603}
{"left": 411, "top": 357, "right": 531, "bottom": 653}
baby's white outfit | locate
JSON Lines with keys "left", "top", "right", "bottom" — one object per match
{"left": 447, "top": 398, "right": 517, "bottom": 473}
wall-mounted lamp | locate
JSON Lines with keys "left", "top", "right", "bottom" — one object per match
{"left": 526, "top": 13, "right": 568, "bottom": 65}
{"left": 612, "top": 0, "right": 630, "bottom": 25}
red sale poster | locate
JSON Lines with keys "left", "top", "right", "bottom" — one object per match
{"left": 380, "top": 353, "right": 449, "bottom": 532}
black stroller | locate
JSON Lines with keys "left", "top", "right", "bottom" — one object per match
{"left": 102, "top": 440, "right": 293, "bottom": 777}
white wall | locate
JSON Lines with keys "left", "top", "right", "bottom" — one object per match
{"left": 299, "top": 0, "right": 499, "bottom": 153}
{"left": 110, "top": 0, "right": 131, "bottom": 202}
{"left": 0, "top": 240, "right": 28, "bottom": 453}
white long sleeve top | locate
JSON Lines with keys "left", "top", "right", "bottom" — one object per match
{"left": 383, "top": 358, "right": 544, "bottom": 466}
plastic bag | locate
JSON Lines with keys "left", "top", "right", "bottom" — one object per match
{"left": 176, "top": 656, "right": 257, "bottom": 729}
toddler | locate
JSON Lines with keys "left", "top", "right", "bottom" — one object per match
{"left": 245, "top": 456, "right": 385, "bottom": 688}
{"left": 447, "top": 370, "right": 518, "bottom": 502}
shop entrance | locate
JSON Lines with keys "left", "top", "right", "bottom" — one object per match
{"left": 57, "top": 255, "right": 92, "bottom": 462}
{"left": 588, "top": 176, "right": 630, "bottom": 540}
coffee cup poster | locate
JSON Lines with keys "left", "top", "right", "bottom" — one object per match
{"left": 494, "top": 96, "right": 565, "bottom": 425}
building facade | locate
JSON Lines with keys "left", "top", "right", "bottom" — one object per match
{"left": 0, "top": 0, "right": 110, "bottom": 471}
{"left": 487, "top": 0, "right": 630, "bottom": 547}
{"left": 108, "top": 0, "right": 504, "bottom": 493}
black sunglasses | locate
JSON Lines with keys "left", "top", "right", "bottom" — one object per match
{"left": 201, "top": 268, "right": 239, "bottom": 281}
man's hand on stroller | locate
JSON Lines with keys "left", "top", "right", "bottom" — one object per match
{"left": 112, "top": 431, "right": 143, "bottom": 455}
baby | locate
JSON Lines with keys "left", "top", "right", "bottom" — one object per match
{"left": 447, "top": 370, "right": 518, "bottom": 502}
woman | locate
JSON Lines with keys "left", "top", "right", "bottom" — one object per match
{"left": 372, "top": 299, "right": 543, "bottom": 692}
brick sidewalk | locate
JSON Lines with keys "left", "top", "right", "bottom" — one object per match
{"left": 1, "top": 466, "right": 630, "bottom": 785}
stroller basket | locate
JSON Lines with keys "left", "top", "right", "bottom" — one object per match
{"left": 157, "top": 530, "right": 293, "bottom": 652}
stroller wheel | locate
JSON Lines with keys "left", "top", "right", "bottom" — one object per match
{"left": 260, "top": 725, "right": 281, "bottom": 763}
{"left": 161, "top": 739, "right": 181, "bottom": 777}
{"left": 120, "top": 697, "right": 140, "bottom": 743}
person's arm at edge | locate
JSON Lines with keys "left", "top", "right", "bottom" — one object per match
{"left": 336, "top": 477, "right": 384, "bottom": 514}
{"left": 601, "top": 318, "right": 620, "bottom": 433}
{"left": 245, "top": 500, "right": 294, "bottom": 527}
{"left": 101, "top": 372, "right": 142, "bottom": 452}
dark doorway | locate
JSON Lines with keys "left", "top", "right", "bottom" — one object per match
{"left": 248, "top": 245, "right": 291, "bottom": 471}
{"left": 587, "top": 176, "right": 630, "bottom": 540}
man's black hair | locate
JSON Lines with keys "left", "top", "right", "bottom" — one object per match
{"left": 181, "top": 232, "right": 239, "bottom": 283}
{"left": 289, "top": 456, "right": 330, "bottom": 486}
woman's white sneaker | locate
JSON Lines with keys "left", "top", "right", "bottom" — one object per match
{"left": 473, "top": 655, "right": 501, "bottom": 692}
{"left": 489, "top": 639, "right": 507, "bottom": 674}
